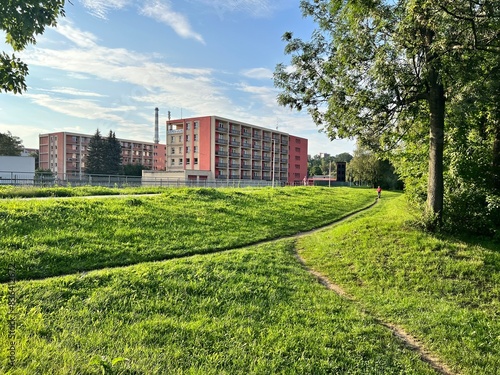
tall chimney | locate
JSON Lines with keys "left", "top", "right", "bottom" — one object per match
{"left": 154, "top": 107, "right": 159, "bottom": 144}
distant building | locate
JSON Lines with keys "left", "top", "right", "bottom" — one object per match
{"left": 0, "top": 156, "right": 35, "bottom": 184}
{"left": 39, "top": 132, "right": 166, "bottom": 179}
{"left": 144, "top": 115, "right": 308, "bottom": 185}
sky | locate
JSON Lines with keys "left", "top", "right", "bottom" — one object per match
{"left": 0, "top": 0, "right": 355, "bottom": 157}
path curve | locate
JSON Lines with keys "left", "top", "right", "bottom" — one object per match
{"left": 292, "top": 199, "right": 457, "bottom": 375}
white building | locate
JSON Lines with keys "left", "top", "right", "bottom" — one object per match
{"left": 0, "top": 156, "right": 36, "bottom": 184}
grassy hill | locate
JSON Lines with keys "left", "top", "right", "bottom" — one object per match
{"left": 1, "top": 187, "right": 498, "bottom": 374}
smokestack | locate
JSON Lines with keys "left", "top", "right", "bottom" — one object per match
{"left": 154, "top": 107, "right": 159, "bottom": 144}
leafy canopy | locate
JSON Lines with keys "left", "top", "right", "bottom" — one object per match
{"left": 1, "top": 0, "right": 65, "bottom": 93}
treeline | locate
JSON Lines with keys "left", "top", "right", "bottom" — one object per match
{"left": 86, "top": 130, "right": 150, "bottom": 176}
{"left": 308, "top": 146, "right": 402, "bottom": 190}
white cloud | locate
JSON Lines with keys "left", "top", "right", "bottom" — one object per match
{"left": 79, "top": 0, "right": 132, "bottom": 19}
{"left": 140, "top": 1, "right": 205, "bottom": 44}
{"left": 39, "top": 87, "right": 107, "bottom": 97}
{"left": 25, "top": 94, "right": 136, "bottom": 123}
{"left": 241, "top": 67, "right": 273, "bottom": 80}
{"left": 54, "top": 21, "right": 99, "bottom": 48}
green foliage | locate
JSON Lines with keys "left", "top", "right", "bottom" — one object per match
{"left": 1, "top": 0, "right": 65, "bottom": 93}
{"left": 298, "top": 195, "right": 500, "bottom": 374}
{"left": 86, "top": 130, "right": 121, "bottom": 175}
{"left": 275, "top": 0, "right": 500, "bottom": 227}
{"left": 0, "top": 131, "right": 23, "bottom": 155}
{"left": 121, "top": 163, "right": 149, "bottom": 176}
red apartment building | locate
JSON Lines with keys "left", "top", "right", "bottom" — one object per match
{"left": 39, "top": 132, "right": 166, "bottom": 179}
{"left": 145, "top": 115, "right": 308, "bottom": 185}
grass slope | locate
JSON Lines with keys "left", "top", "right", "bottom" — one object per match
{"left": 297, "top": 195, "right": 500, "bottom": 375}
{"left": 1, "top": 241, "right": 436, "bottom": 374}
{"left": 0, "top": 187, "right": 376, "bottom": 282}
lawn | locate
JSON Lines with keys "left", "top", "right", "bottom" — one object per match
{"left": 296, "top": 194, "right": 500, "bottom": 375}
{"left": 1, "top": 241, "right": 436, "bottom": 374}
{"left": 0, "top": 187, "right": 377, "bottom": 282}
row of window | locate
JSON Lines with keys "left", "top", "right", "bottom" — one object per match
{"left": 170, "top": 158, "right": 199, "bottom": 166}
{"left": 171, "top": 146, "right": 199, "bottom": 154}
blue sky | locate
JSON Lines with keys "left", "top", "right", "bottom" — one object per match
{"left": 0, "top": 0, "right": 355, "bottom": 156}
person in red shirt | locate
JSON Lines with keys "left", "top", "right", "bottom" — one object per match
{"left": 377, "top": 186, "right": 382, "bottom": 199}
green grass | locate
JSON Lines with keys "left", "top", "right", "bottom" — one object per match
{"left": 0, "top": 187, "right": 377, "bottom": 282}
{"left": 297, "top": 194, "right": 500, "bottom": 375}
{"left": 0, "top": 241, "right": 436, "bottom": 374}
{"left": 0, "top": 185, "right": 167, "bottom": 199}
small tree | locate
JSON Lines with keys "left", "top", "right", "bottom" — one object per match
{"left": 0, "top": 131, "right": 23, "bottom": 155}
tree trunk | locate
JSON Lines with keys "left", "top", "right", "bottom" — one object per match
{"left": 492, "top": 121, "right": 500, "bottom": 193}
{"left": 426, "top": 67, "right": 445, "bottom": 225}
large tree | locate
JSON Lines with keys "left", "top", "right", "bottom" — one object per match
{"left": 274, "top": 0, "right": 500, "bottom": 226}
{"left": 1, "top": 0, "right": 65, "bottom": 94}
{"left": 0, "top": 131, "right": 23, "bottom": 155}
{"left": 86, "top": 130, "right": 122, "bottom": 175}
{"left": 105, "top": 130, "right": 122, "bottom": 175}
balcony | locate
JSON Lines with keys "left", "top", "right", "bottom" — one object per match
{"left": 230, "top": 152, "right": 240, "bottom": 157}
{"left": 281, "top": 158, "right": 288, "bottom": 163}
{"left": 242, "top": 143, "right": 251, "bottom": 148}
{"left": 253, "top": 144, "right": 261, "bottom": 149}
{"left": 252, "top": 166, "right": 261, "bottom": 171}
{"left": 242, "top": 131, "right": 251, "bottom": 137}
{"left": 215, "top": 150, "right": 228, "bottom": 156}
{"left": 229, "top": 174, "right": 240, "bottom": 179}
{"left": 281, "top": 167, "right": 288, "bottom": 171}
{"left": 230, "top": 128, "right": 240, "bottom": 135}
{"left": 252, "top": 155, "right": 261, "bottom": 160}
{"left": 229, "top": 164, "right": 240, "bottom": 169}
{"left": 263, "top": 135, "right": 271, "bottom": 141}
{"left": 241, "top": 164, "right": 251, "bottom": 170}
{"left": 167, "top": 129, "right": 184, "bottom": 134}
{"left": 252, "top": 134, "right": 261, "bottom": 140}
{"left": 216, "top": 162, "right": 228, "bottom": 168}
{"left": 217, "top": 126, "right": 228, "bottom": 133}
{"left": 263, "top": 146, "right": 271, "bottom": 151}
{"left": 230, "top": 141, "right": 240, "bottom": 146}
{"left": 242, "top": 154, "right": 251, "bottom": 159}
{"left": 281, "top": 139, "right": 289, "bottom": 145}
{"left": 216, "top": 174, "right": 227, "bottom": 179}
{"left": 216, "top": 138, "right": 228, "bottom": 144}
{"left": 263, "top": 166, "right": 271, "bottom": 171}
{"left": 262, "top": 156, "right": 271, "bottom": 161}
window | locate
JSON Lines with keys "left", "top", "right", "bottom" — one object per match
{"left": 194, "top": 146, "right": 199, "bottom": 153}
{"left": 194, "top": 158, "right": 198, "bottom": 165}
{"left": 171, "top": 147, "right": 175, "bottom": 154}
{"left": 194, "top": 121, "right": 199, "bottom": 129}
{"left": 179, "top": 136, "right": 182, "bottom": 142}
{"left": 295, "top": 147, "right": 300, "bottom": 152}
{"left": 179, "top": 147, "right": 182, "bottom": 154}
{"left": 186, "top": 158, "right": 190, "bottom": 164}
{"left": 171, "top": 136, "right": 175, "bottom": 143}
{"left": 194, "top": 134, "right": 198, "bottom": 141}
{"left": 186, "top": 122, "right": 190, "bottom": 130}
{"left": 178, "top": 158, "right": 183, "bottom": 165}
{"left": 186, "top": 146, "right": 190, "bottom": 153}
{"left": 295, "top": 155, "right": 300, "bottom": 161}
{"left": 171, "top": 159, "right": 175, "bottom": 165}
{"left": 186, "top": 135, "right": 190, "bottom": 142}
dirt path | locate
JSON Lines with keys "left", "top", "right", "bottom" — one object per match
{"left": 292, "top": 199, "right": 457, "bottom": 375}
